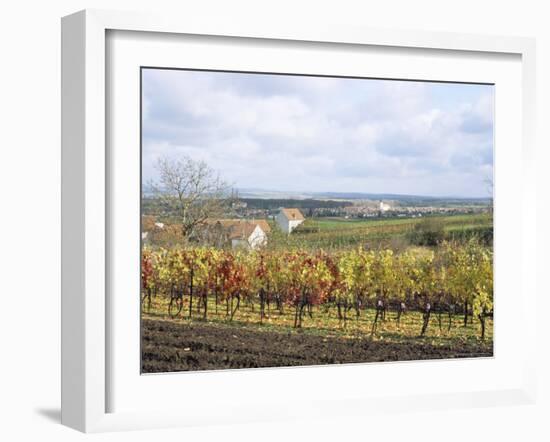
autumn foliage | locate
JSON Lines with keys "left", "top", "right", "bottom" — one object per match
{"left": 142, "top": 240, "right": 492, "bottom": 337}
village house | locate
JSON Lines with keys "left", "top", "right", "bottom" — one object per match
{"left": 228, "top": 222, "right": 267, "bottom": 250}
{"left": 209, "top": 219, "right": 270, "bottom": 250}
{"left": 141, "top": 215, "right": 271, "bottom": 249}
{"left": 379, "top": 200, "right": 391, "bottom": 213}
{"left": 276, "top": 208, "right": 305, "bottom": 233}
{"left": 141, "top": 215, "right": 186, "bottom": 247}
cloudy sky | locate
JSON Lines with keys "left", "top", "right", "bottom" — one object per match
{"left": 142, "top": 68, "right": 494, "bottom": 198}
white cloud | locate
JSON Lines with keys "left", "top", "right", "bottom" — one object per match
{"left": 142, "top": 69, "right": 494, "bottom": 197}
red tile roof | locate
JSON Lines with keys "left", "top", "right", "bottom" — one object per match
{"left": 209, "top": 219, "right": 271, "bottom": 239}
{"left": 281, "top": 208, "right": 305, "bottom": 221}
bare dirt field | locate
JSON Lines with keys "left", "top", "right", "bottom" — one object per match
{"left": 141, "top": 318, "right": 493, "bottom": 373}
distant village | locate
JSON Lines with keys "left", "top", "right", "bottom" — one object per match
{"left": 231, "top": 199, "right": 491, "bottom": 220}
{"left": 337, "top": 200, "right": 491, "bottom": 219}
{"left": 142, "top": 197, "right": 491, "bottom": 251}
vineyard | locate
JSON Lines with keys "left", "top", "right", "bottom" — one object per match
{"left": 262, "top": 214, "right": 493, "bottom": 251}
{"left": 142, "top": 240, "right": 493, "bottom": 340}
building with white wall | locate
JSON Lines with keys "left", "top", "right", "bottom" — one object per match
{"left": 210, "top": 219, "right": 270, "bottom": 250}
{"left": 276, "top": 208, "right": 305, "bottom": 233}
{"left": 229, "top": 223, "right": 268, "bottom": 249}
{"left": 379, "top": 201, "right": 391, "bottom": 212}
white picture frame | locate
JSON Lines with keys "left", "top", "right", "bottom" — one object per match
{"left": 61, "top": 9, "right": 537, "bottom": 433}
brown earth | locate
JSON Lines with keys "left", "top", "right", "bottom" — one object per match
{"left": 141, "top": 318, "right": 493, "bottom": 373}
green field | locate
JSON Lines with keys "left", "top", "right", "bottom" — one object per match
{"left": 308, "top": 213, "right": 491, "bottom": 230}
{"left": 269, "top": 213, "right": 492, "bottom": 251}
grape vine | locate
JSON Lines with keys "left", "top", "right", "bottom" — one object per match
{"left": 141, "top": 240, "right": 493, "bottom": 338}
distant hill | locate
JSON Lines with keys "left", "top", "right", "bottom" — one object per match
{"left": 239, "top": 198, "right": 353, "bottom": 210}
{"left": 236, "top": 188, "right": 491, "bottom": 206}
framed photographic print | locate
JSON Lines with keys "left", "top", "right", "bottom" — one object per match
{"left": 61, "top": 9, "right": 537, "bottom": 432}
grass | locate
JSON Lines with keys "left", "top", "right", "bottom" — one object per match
{"left": 142, "top": 294, "right": 493, "bottom": 348}
{"left": 269, "top": 213, "right": 492, "bottom": 251}
{"left": 307, "top": 213, "right": 492, "bottom": 231}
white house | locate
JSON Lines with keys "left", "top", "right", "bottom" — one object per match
{"left": 276, "top": 208, "right": 305, "bottom": 233}
{"left": 227, "top": 221, "right": 268, "bottom": 250}
{"left": 210, "top": 219, "right": 270, "bottom": 250}
{"left": 379, "top": 201, "right": 391, "bottom": 213}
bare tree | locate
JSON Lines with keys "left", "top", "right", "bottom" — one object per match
{"left": 150, "top": 155, "right": 234, "bottom": 240}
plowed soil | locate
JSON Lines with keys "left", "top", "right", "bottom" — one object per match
{"left": 141, "top": 318, "right": 492, "bottom": 373}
